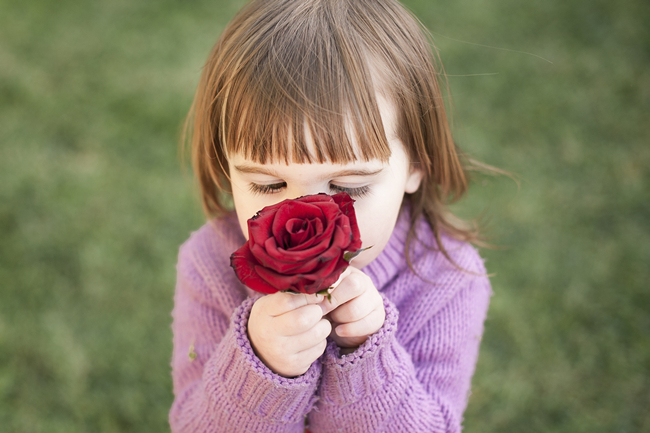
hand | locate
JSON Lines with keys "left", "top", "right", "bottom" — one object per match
{"left": 248, "top": 292, "right": 332, "bottom": 378}
{"left": 320, "top": 267, "right": 386, "bottom": 351}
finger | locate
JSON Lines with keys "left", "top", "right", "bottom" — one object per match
{"left": 328, "top": 289, "right": 377, "bottom": 324}
{"left": 294, "top": 338, "right": 328, "bottom": 371}
{"left": 334, "top": 307, "right": 385, "bottom": 339}
{"left": 316, "top": 267, "right": 352, "bottom": 315}
{"left": 274, "top": 304, "right": 324, "bottom": 336}
{"left": 329, "top": 267, "right": 352, "bottom": 291}
{"left": 320, "top": 269, "right": 369, "bottom": 315}
{"left": 289, "top": 318, "right": 332, "bottom": 353}
{"left": 265, "top": 291, "right": 325, "bottom": 316}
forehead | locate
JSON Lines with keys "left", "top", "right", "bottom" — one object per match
{"left": 227, "top": 130, "right": 412, "bottom": 186}
{"left": 227, "top": 151, "right": 387, "bottom": 178}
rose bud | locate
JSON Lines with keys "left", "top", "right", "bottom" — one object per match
{"left": 230, "top": 192, "right": 365, "bottom": 295}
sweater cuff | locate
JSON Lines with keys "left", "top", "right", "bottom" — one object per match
{"left": 319, "top": 294, "right": 404, "bottom": 405}
{"left": 205, "top": 297, "right": 322, "bottom": 424}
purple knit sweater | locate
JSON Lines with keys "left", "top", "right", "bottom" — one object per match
{"left": 169, "top": 206, "right": 491, "bottom": 432}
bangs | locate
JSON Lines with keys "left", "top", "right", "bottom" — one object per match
{"left": 217, "top": 1, "right": 391, "bottom": 165}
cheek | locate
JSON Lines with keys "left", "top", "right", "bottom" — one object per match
{"left": 357, "top": 201, "right": 399, "bottom": 239}
{"left": 231, "top": 190, "right": 256, "bottom": 241}
{"left": 352, "top": 197, "right": 403, "bottom": 268}
{"left": 237, "top": 215, "right": 249, "bottom": 241}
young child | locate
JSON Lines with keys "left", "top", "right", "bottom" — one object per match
{"left": 170, "top": 0, "right": 492, "bottom": 432}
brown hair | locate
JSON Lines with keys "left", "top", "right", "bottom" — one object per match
{"left": 185, "top": 0, "right": 493, "bottom": 265}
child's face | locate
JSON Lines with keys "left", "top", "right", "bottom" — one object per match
{"left": 227, "top": 94, "right": 422, "bottom": 269}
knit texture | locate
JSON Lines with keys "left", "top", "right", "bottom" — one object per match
{"left": 170, "top": 206, "right": 492, "bottom": 432}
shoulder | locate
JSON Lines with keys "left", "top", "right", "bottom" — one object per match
{"left": 380, "top": 212, "right": 491, "bottom": 338}
{"left": 364, "top": 206, "right": 488, "bottom": 292}
{"left": 176, "top": 213, "right": 249, "bottom": 311}
{"left": 179, "top": 213, "right": 244, "bottom": 266}
{"left": 409, "top": 216, "right": 488, "bottom": 282}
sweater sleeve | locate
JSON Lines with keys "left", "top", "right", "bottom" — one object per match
{"left": 307, "top": 271, "right": 491, "bottom": 432}
{"left": 169, "top": 230, "right": 321, "bottom": 433}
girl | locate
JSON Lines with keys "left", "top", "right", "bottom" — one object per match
{"left": 171, "top": 0, "right": 492, "bottom": 432}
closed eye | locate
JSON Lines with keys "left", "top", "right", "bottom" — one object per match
{"left": 248, "top": 182, "right": 286, "bottom": 195}
{"left": 248, "top": 182, "right": 371, "bottom": 198}
{"left": 329, "top": 184, "right": 371, "bottom": 198}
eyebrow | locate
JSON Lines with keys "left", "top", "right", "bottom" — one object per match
{"left": 233, "top": 164, "right": 384, "bottom": 180}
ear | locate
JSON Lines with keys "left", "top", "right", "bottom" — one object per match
{"left": 404, "top": 167, "right": 423, "bottom": 194}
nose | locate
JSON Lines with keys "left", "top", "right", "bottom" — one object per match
{"left": 287, "top": 183, "right": 329, "bottom": 198}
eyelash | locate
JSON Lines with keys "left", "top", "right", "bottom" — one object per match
{"left": 248, "top": 182, "right": 371, "bottom": 198}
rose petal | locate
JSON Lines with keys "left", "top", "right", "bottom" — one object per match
{"left": 264, "top": 229, "right": 333, "bottom": 261}
{"left": 303, "top": 268, "right": 344, "bottom": 293}
{"left": 247, "top": 208, "right": 277, "bottom": 247}
{"left": 314, "top": 201, "right": 343, "bottom": 223}
{"left": 271, "top": 201, "right": 325, "bottom": 245}
{"left": 254, "top": 265, "right": 318, "bottom": 293}
{"left": 230, "top": 243, "right": 279, "bottom": 294}
{"left": 301, "top": 257, "right": 349, "bottom": 293}
{"left": 332, "top": 192, "right": 361, "bottom": 250}
{"left": 333, "top": 214, "right": 352, "bottom": 247}
{"left": 285, "top": 217, "right": 322, "bottom": 246}
{"left": 295, "top": 193, "right": 333, "bottom": 204}
{"left": 286, "top": 217, "right": 332, "bottom": 251}
{"left": 252, "top": 241, "right": 319, "bottom": 274}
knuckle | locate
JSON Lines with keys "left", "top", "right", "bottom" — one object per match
{"left": 295, "top": 316, "right": 309, "bottom": 331}
{"left": 289, "top": 307, "right": 320, "bottom": 330}
{"left": 348, "top": 274, "right": 366, "bottom": 294}
{"left": 295, "top": 309, "right": 314, "bottom": 330}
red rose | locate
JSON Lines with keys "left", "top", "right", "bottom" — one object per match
{"left": 230, "top": 192, "right": 363, "bottom": 295}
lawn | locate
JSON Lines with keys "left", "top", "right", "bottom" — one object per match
{"left": 1, "top": 0, "right": 648, "bottom": 431}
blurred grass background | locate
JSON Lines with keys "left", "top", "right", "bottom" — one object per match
{"left": 0, "top": 0, "right": 648, "bottom": 431}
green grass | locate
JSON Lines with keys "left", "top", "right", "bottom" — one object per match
{"left": 1, "top": 0, "right": 648, "bottom": 431}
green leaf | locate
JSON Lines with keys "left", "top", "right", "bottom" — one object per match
{"left": 343, "top": 245, "right": 373, "bottom": 262}
{"left": 316, "top": 288, "right": 332, "bottom": 302}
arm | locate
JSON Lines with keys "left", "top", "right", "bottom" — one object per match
{"left": 308, "top": 274, "right": 491, "bottom": 432}
{"left": 169, "top": 241, "right": 321, "bottom": 433}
